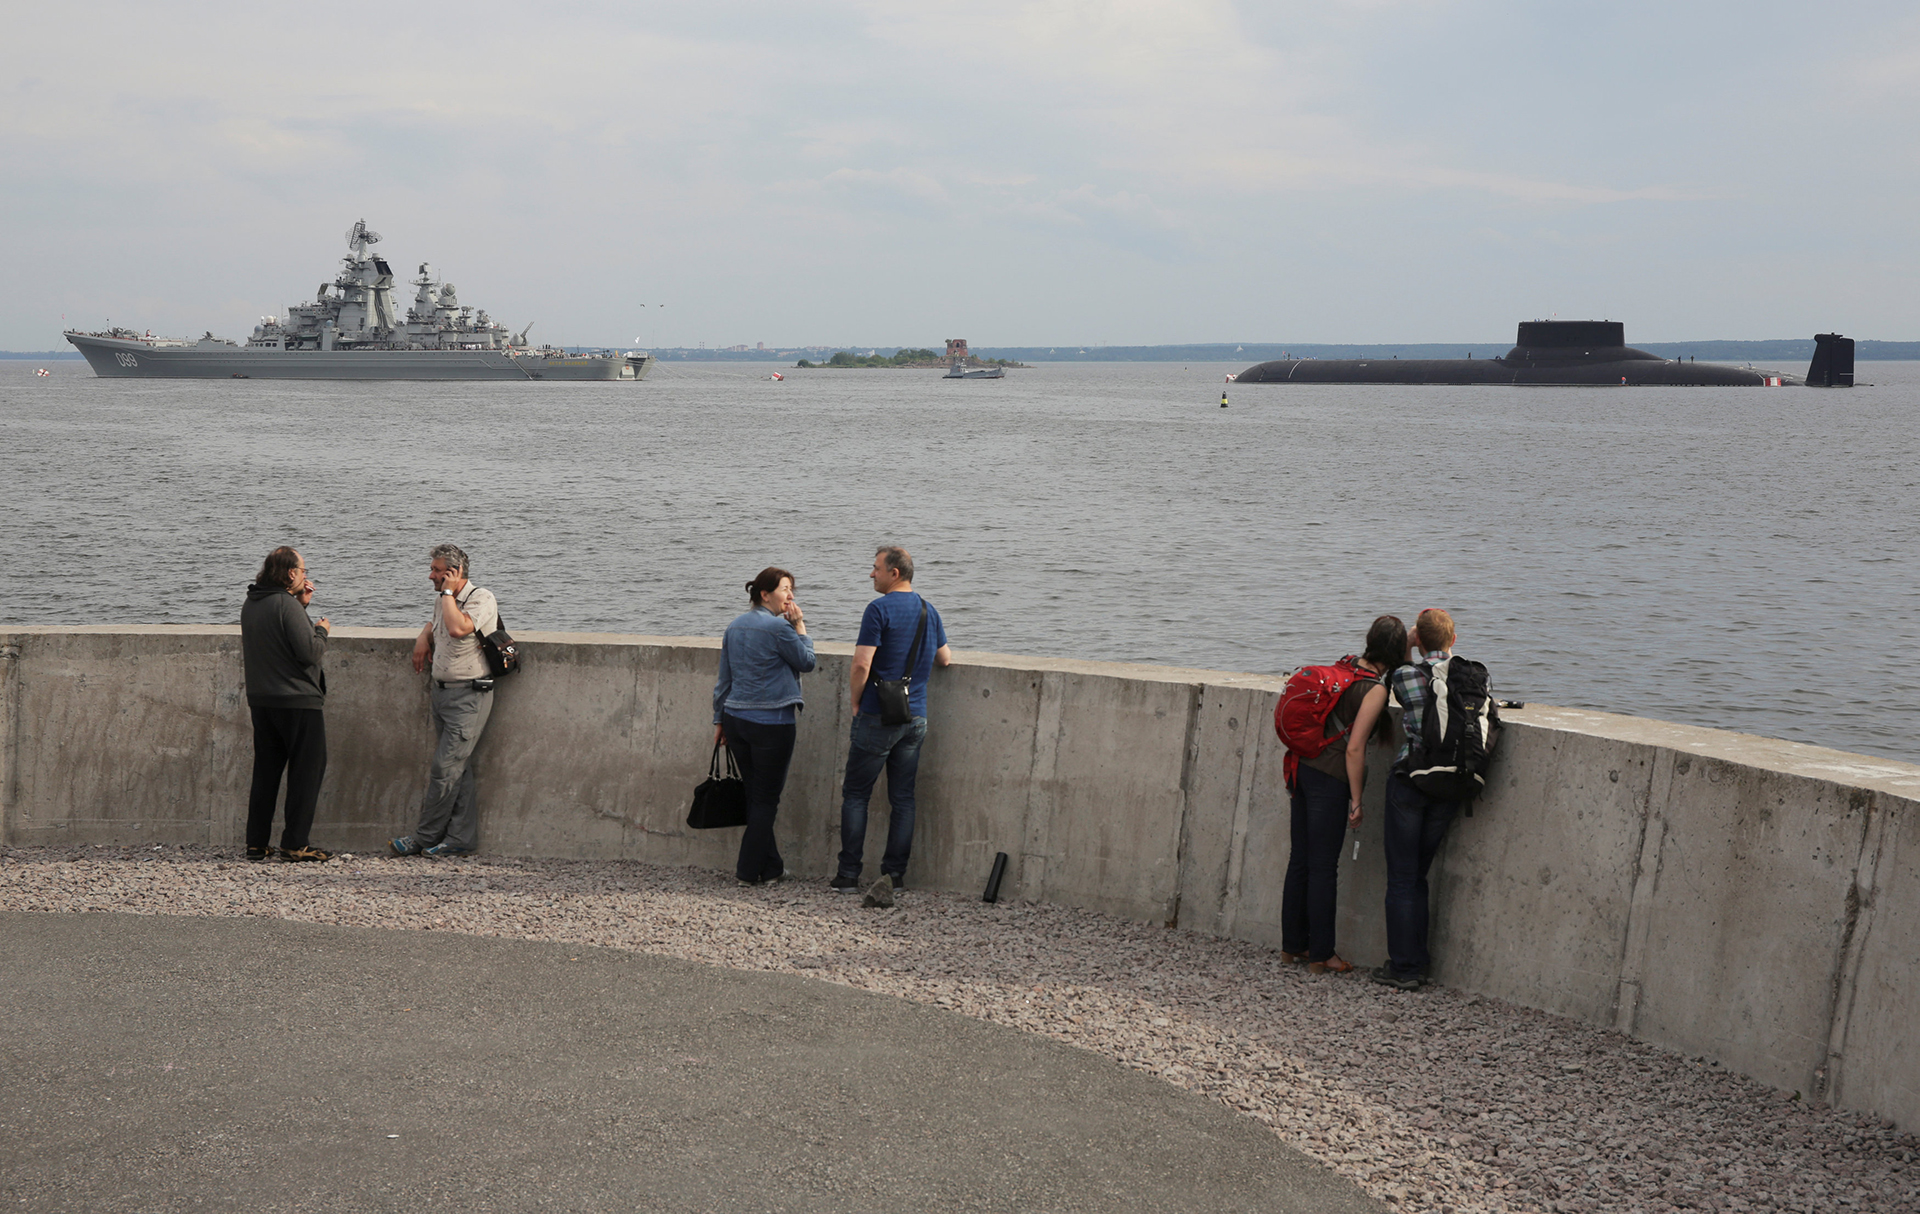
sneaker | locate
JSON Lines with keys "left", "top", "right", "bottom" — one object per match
{"left": 279, "top": 845, "right": 333, "bottom": 863}
{"left": 245, "top": 845, "right": 276, "bottom": 863}
{"left": 389, "top": 836, "right": 423, "bottom": 857}
{"left": 1370, "top": 965, "right": 1423, "bottom": 992}
{"left": 862, "top": 875, "right": 895, "bottom": 909}
{"left": 423, "top": 843, "right": 473, "bottom": 858}
{"left": 829, "top": 875, "right": 860, "bottom": 893}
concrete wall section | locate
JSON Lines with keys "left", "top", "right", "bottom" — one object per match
{"left": 2, "top": 627, "right": 1918, "bottom": 1132}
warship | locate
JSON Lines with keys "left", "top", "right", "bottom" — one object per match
{"left": 1234, "top": 322, "right": 1854, "bottom": 387}
{"left": 65, "top": 221, "right": 652, "bottom": 381}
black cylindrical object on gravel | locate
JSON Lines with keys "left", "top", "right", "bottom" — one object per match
{"left": 982, "top": 852, "right": 1009, "bottom": 903}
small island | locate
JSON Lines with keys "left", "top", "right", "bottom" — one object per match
{"left": 796, "top": 338, "right": 1026, "bottom": 370}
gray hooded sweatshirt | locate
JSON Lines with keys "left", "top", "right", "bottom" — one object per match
{"left": 241, "top": 583, "right": 328, "bottom": 710}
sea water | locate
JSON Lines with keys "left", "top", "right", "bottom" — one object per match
{"left": 3, "top": 358, "right": 1915, "bottom": 762}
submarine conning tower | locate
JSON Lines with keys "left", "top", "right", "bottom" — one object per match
{"left": 1505, "top": 320, "right": 1661, "bottom": 364}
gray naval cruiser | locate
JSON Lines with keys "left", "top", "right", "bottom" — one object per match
{"left": 1234, "top": 321, "right": 1854, "bottom": 387}
{"left": 66, "top": 221, "right": 652, "bottom": 381}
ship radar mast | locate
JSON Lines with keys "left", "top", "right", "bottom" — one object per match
{"left": 345, "top": 220, "right": 382, "bottom": 261}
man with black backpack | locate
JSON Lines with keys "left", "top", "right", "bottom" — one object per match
{"left": 832, "top": 545, "right": 952, "bottom": 905}
{"left": 1372, "top": 608, "right": 1500, "bottom": 991}
{"left": 391, "top": 543, "right": 502, "bottom": 860}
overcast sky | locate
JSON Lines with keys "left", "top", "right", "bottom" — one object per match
{"left": 4, "top": 1, "right": 1915, "bottom": 349}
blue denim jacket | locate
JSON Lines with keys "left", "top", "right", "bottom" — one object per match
{"left": 713, "top": 606, "right": 817, "bottom": 723}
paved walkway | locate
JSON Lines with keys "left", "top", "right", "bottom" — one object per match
{"left": 0, "top": 912, "right": 1382, "bottom": 1213}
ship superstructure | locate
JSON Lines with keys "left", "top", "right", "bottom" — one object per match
{"left": 67, "top": 220, "right": 650, "bottom": 381}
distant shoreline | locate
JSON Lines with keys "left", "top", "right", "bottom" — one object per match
{"left": 642, "top": 340, "right": 1920, "bottom": 364}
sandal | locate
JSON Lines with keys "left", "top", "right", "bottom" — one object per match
{"left": 1309, "top": 955, "right": 1356, "bottom": 974}
{"left": 279, "top": 845, "right": 334, "bottom": 863}
{"left": 1279, "top": 951, "right": 1310, "bottom": 965}
{"left": 245, "top": 845, "right": 276, "bottom": 863}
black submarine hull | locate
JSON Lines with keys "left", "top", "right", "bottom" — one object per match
{"left": 1234, "top": 357, "right": 1784, "bottom": 386}
{"left": 1235, "top": 323, "right": 1851, "bottom": 387}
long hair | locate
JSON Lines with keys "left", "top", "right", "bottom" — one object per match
{"left": 746, "top": 566, "right": 794, "bottom": 604}
{"left": 254, "top": 546, "right": 302, "bottom": 592}
{"left": 1363, "top": 615, "right": 1407, "bottom": 671}
{"left": 1361, "top": 614, "right": 1407, "bottom": 742}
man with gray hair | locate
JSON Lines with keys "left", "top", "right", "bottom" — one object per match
{"left": 391, "top": 543, "right": 500, "bottom": 859}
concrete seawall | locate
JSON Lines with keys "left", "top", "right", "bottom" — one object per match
{"left": 3, "top": 625, "right": 1917, "bottom": 1131}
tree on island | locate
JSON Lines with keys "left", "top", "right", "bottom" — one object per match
{"left": 796, "top": 348, "right": 942, "bottom": 368}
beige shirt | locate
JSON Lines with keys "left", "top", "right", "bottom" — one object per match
{"left": 431, "top": 585, "right": 500, "bottom": 681}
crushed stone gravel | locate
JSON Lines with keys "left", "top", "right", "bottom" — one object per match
{"left": 4, "top": 844, "right": 1916, "bottom": 1214}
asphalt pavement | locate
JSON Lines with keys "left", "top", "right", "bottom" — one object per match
{"left": 0, "top": 911, "right": 1383, "bottom": 1213}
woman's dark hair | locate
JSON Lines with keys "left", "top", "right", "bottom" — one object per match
{"left": 1361, "top": 614, "right": 1407, "bottom": 742}
{"left": 746, "top": 566, "right": 795, "bottom": 604}
{"left": 1363, "top": 614, "right": 1407, "bottom": 672}
{"left": 255, "top": 546, "right": 302, "bottom": 592}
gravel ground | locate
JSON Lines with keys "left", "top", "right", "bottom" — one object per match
{"left": 4, "top": 845, "right": 1915, "bottom": 1214}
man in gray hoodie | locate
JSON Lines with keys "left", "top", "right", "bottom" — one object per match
{"left": 240, "top": 546, "right": 332, "bottom": 862}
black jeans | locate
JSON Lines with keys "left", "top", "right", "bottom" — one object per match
{"left": 1383, "top": 772, "right": 1460, "bottom": 978}
{"left": 247, "top": 706, "right": 327, "bottom": 850}
{"left": 722, "top": 713, "right": 796, "bottom": 883}
{"left": 1281, "top": 763, "right": 1349, "bottom": 961}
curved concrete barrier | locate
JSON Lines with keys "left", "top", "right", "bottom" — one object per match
{"left": 2, "top": 625, "right": 1916, "bottom": 1130}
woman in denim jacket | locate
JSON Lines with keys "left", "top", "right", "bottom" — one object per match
{"left": 713, "top": 567, "right": 817, "bottom": 884}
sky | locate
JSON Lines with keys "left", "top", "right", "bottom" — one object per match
{"left": 4, "top": 0, "right": 1917, "bottom": 350}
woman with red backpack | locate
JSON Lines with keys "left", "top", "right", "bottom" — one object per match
{"left": 1277, "top": 615, "right": 1406, "bottom": 973}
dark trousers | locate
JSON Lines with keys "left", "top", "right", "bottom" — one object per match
{"left": 246, "top": 706, "right": 326, "bottom": 851}
{"left": 1281, "top": 764, "right": 1349, "bottom": 961}
{"left": 1383, "top": 772, "right": 1460, "bottom": 978}
{"left": 723, "top": 713, "right": 795, "bottom": 883}
{"left": 836, "top": 713, "right": 928, "bottom": 882}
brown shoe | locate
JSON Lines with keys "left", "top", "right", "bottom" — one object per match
{"left": 1308, "top": 955, "right": 1356, "bottom": 974}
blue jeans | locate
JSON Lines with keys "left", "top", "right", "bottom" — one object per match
{"left": 722, "top": 713, "right": 795, "bottom": 883}
{"left": 1281, "top": 764, "right": 1348, "bottom": 962}
{"left": 1383, "top": 772, "right": 1459, "bottom": 978}
{"left": 836, "top": 712, "right": 928, "bottom": 882}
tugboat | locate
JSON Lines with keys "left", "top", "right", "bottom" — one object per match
{"left": 65, "top": 221, "right": 652, "bottom": 381}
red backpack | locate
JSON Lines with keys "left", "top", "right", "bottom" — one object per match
{"left": 1274, "top": 655, "right": 1378, "bottom": 790}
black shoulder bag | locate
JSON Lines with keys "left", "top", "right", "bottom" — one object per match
{"left": 869, "top": 600, "right": 929, "bottom": 727}
{"left": 464, "top": 589, "right": 519, "bottom": 677}
{"left": 687, "top": 741, "right": 748, "bottom": 829}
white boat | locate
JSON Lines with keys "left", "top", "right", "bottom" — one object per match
{"left": 943, "top": 362, "right": 1004, "bottom": 379}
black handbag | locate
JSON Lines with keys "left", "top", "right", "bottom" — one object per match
{"left": 687, "top": 741, "right": 748, "bottom": 829}
{"left": 869, "top": 600, "right": 929, "bottom": 727}
{"left": 457, "top": 587, "right": 518, "bottom": 677}
{"left": 476, "top": 612, "right": 519, "bottom": 677}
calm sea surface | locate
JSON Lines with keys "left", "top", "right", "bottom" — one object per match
{"left": 3, "top": 358, "right": 1917, "bottom": 763}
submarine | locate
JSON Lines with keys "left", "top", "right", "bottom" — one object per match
{"left": 1234, "top": 322, "right": 1855, "bottom": 387}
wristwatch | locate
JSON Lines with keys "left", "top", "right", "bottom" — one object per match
{"left": 439, "top": 589, "right": 455, "bottom": 597}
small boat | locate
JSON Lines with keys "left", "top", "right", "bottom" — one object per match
{"left": 943, "top": 361, "right": 1004, "bottom": 379}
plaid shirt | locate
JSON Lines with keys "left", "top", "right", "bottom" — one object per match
{"left": 1389, "top": 652, "right": 1450, "bottom": 766}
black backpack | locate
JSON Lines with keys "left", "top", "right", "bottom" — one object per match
{"left": 1404, "top": 656, "right": 1501, "bottom": 806}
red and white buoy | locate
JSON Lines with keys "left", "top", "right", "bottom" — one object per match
{"left": 34, "top": 368, "right": 50, "bottom": 377}
{"left": 770, "top": 371, "right": 784, "bottom": 381}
